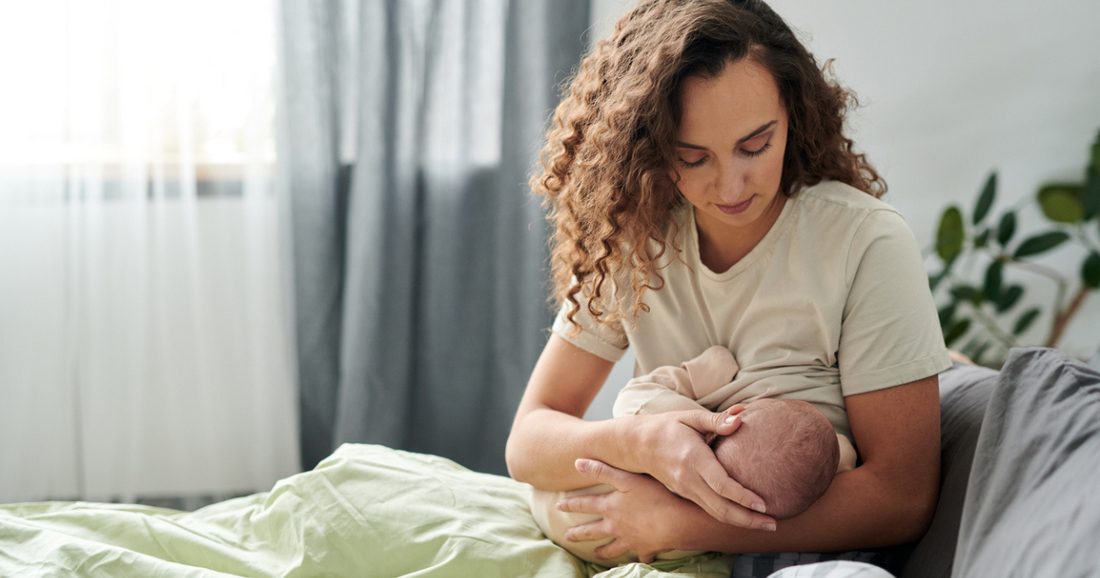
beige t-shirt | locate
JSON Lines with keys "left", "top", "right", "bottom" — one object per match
{"left": 553, "top": 180, "right": 952, "bottom": 441}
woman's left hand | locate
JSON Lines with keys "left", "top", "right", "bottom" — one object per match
{"left": 557, "top": 459, "right": 695, "bottom": 563}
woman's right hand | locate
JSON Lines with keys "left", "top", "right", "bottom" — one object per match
{"left": 632, "top": 405, "right": 776, "bottom": 530}
{"left": 508, "top": 335, "right": 771, "bottom": 529}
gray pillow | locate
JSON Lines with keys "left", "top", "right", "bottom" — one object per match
{"left": 897, "top": 361, "right": 1000, "bottom": 578}
{"left": 952, "top": 348, "right": 1100, "bottom": 578}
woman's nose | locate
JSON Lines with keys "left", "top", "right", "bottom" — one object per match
{"left": 714, "top": 159, "right": 746, "bottom": 202}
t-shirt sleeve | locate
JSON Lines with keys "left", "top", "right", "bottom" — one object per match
{"left": 551, "top": 299, "right": 629, "bottom": 363}
{"left": 838, "top": 209, "right": 952, "bottom": 396}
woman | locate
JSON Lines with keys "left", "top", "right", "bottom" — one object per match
{"left": 505, "top": 0, "right": 952, "bottom": 568}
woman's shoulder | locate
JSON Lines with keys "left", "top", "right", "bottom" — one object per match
{"left": 793, "top": 180, "right": 897, "bottom": 215}
{"left": 784, "top": 181, "right": 921, "bottom": 276}
{"left": 790, "top": 180, "right": 906, "bottom": 238}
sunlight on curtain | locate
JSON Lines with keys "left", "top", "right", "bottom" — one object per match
{"left": 0, "top": 0, "right": 299, "bottom": 502}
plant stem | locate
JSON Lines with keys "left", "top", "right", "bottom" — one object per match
{"left": 1074, "top": 224, "right": 1100, "bottom": 253}
{"left": 967, "top": 303, "right": 1019, "bottom": 350}
{"left": 1003, "top": 256, "right": 1066, "bottom": 283}
{"left": 1046, "top": 285, "right": 1092, "bottom": 348}
{"left": 1002, "top": 256, "right": 1068, "bottom": 314}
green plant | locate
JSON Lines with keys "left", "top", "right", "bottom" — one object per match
{"left": 927, "top": 128, "right": 1100, "bottom": 367}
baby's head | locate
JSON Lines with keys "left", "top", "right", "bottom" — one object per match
{"left": 712, "top": 399, "right": 839, "bottom": 520}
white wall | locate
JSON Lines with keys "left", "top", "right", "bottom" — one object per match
{"left": 585, "top": 0, "right": 1100, "bottom": 418}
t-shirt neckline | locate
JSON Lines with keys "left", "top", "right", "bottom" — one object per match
{"left": 687, "top": 191, "right": 797, "bottom": 281}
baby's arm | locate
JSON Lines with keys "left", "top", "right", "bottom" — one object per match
{"left": 613, "top": 368, "right": 710, "bottom": 416}
{"left": 613, "top": 346, "right": 740, "bottom": 417}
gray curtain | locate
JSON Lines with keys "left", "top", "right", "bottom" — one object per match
{"left": 279, "top": 0, "right": 591, "bottom": 473}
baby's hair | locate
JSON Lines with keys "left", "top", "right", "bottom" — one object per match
{"left": 712, "top": 399, "right": 839, "bottom": 519}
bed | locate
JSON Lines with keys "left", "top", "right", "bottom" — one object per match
{"left": 3, "top": 347, "right": 1098, "bottom": 578}
{"left": 0, "top": 444, "right": 737, "bottom": 578}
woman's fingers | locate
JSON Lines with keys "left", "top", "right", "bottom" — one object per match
{"left": 573, "top": 456, "right": 776, "bottom": 531}
{"left": 556, "top": 493, "right": 606, "bottom": 515}
{"left": 563, "top": 518, "right": 608, "bottom": 542}
{"left": 693, "top": 458, "right": 776, "bottom": 528}
{"left": 696, "top": 457, "right": 769, "bottom": 515}
{"left": 595, "top": 540, "right": 641, "bottom": 562}
{"left": 688, "top": 480, "right": 775, "bottom": 529}
{"left": 669, "top": 408, "right": 778, "bottom": 528}
{"left": 681, "top": 407, "right": 743, "bottom": 437}
{"left": 707, "top": 406, "right": 745, "bottom": 444}
{"left": 562, "top": 513, "right": 653, "bottom": 563}
{"left": 574, "top": 459, "right": 640, "bottom": 492}
{"left": 724, "top": 404, "right": 747, "bottom": 416}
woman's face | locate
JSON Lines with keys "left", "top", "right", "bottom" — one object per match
{"left": 672, "top": 58, "right": 788, "bottom": 245}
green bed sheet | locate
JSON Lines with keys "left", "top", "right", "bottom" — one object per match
{"left": 0, "top": 444, "right": 735, "bottom": 578}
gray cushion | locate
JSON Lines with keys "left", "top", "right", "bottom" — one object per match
{"left": 952, "top": 348, "right": 1100, "bottom": 578}
{"left": 897, "top": 361, "right": 1000, "bottom": 578}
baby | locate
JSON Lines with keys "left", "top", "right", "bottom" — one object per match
{"left": 530, "top": 346, "right": 857, "bottom": 566}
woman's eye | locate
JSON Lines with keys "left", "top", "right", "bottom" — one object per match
{"left": 678, "top": 157, "right": 707, "bottom": 168}
{"left": 740, "top": 142, "right": 772, "bottom": 158}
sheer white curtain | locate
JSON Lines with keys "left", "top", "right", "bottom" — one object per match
{"left": 0, "top": 0, "right": 299, "bottom": 502}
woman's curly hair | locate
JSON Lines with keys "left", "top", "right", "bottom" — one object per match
{"left": 533, "top": 0, "right": 886, "bottom": 333}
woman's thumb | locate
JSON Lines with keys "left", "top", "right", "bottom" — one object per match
{"left": 685, "top": 408, "right": 742, "bottom": 435}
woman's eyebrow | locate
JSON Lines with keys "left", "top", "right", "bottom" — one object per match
{"left": 736, "top": 120, "right": 778, "bottom": 144}
{"left": 676, "top": 120, "right": 778, "bottom": 150}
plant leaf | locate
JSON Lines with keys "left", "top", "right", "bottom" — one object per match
{"left": 937, "top": 206, "right": 965, "bottom": 261}
{"left": 938, "top": 302, "right": 957, "bottom": 328}
{"left": 1083, "top": 172, "right": 1100, "bottom": 220}
{"left": 1090, "top": 127, "right": 1100, "bottom": 176}
{"left": 1083, "top": 251, "right": 1100, "bottom": 289}
{"left": 945, "top": 318, "right": 971, "bottom": 347}
{"left": 1013, "top": 308, "right": 1041, "bottom": 336}
{"left": 1013, "top": 231, "right": 1070, "bottom": 259}
{"left": 974, "top": 228, "right": 990, "bottom": 248}
{"left": 973, "top": 172, "right": 997, "bottom": 225}
{"left": 1003, "top": 211, "right": 1016, "bottom": 247}
{"left": 996, "top": 284, "right": 1023, "bottom": 313}
{"left": 997, "top": 212, "right": 1016, "bottom": 246}
{"left": 1038, "top": 184, "right": 1085, "bottom": 224}
{"left": 950, "top": 284, "right": 982, "bottom": 305}
{"left": 983, "top": 261, "right": 1003, "bottom": 301}
{"left": 1084, "top": 127, "right": 1100, "bottom": 219}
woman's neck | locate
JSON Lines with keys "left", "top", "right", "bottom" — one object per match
{"left": 696, "top": 194, "right": 787, "bottom": 274}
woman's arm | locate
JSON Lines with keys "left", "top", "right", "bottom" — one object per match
{"left": 506, "top": 333, "right": 775, "bottom": 529}
{"left": 559, "top": 374, "right": 941, "bottom": 558}
{"left": 505, "top": 333, "right": 623, "bottom": 490}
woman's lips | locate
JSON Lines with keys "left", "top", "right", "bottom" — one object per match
{"left": 716, "top": 197, "right": 753, "bottom": 215}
